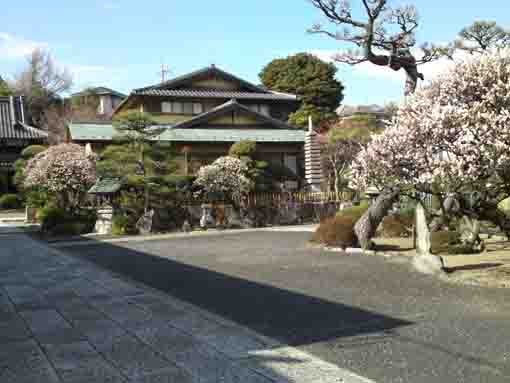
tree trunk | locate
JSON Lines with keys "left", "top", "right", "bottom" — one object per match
{"left": 354, "top": 188, "right": 400, "bottom": 249}
{"left": 429, "top": 196, "right": 458, "bottom": 232}
{"left": 333, "top": 171, "right": 340, "bottom": 199}
{"left": 404, "top": 66, "right": 420, "bottom": 96}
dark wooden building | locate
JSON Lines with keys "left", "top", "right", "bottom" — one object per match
{"left": 0, "top": 96, "right": 47, "bottom": 191}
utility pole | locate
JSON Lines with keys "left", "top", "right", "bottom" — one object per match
{"left": 159, "top": 64, "right": 171, "bottom": 83}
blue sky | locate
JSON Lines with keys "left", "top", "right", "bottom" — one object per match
{"left": 1, "top": 1, "right": 509, "bottom": 105}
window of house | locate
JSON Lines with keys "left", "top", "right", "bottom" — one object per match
{"left": 193, "top": 103, "right": 203, "bottom": 115}
{"left": 183, "top": 102, "right": 193, "bottom": 115}
{"left": 172, "top": 102, "right": 183, "bottom": 114}
{"left": 161, "top": 102, "right": 172, "bottom": 113}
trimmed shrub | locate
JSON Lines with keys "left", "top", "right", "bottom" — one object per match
{"left": 38, "top": 205, "right": 96, "bottom": 236}
{"left": 229, "top": 140, "right": 257, "bottom": 158}
{"left": 430, "top": 231, "right": 460, "bottom": 254}
{"left": 0, "top": 172, "right": 9, "bottom": 193}
{"left": 337, "top": 202, "right": 369, "bottom": 221}
{"left": 38, "top": 206, "right": 67, "bottom": 233}
{"left": 112, "top": 214, "right": 130, "bottom": 235}
{"left": 313, "top": 216, "right": 358, "bottom": 248}
{"left": 379, "top": 214, "right": 414, "bottom": 238}
{"left": 0, "top": 194, "right": 21, "bottom": 209}
{"left": 21, "top": 145, "right": 47, "bottom": 160}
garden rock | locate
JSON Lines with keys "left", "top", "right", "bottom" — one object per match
{"left": 136, "top": 209, "right": 154, "bottom": 235}
{"left": 413, "top": 202, "right": 444, "bottom": 275}
{"left": 200, "top": 204, "right": 215, "bottom": 229}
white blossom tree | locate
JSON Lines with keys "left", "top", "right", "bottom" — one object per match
{"left": 24, "top": 143, "right": 97, "bottom": 210}
{"left": 194, "top": 156, "right": 252, "bottom": 202}
{"left": 352, "top": 50, "right": 510, "bottom": 247}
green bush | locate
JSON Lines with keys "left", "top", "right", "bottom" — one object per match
{"left": 337, "top": 202, "right": 369, "bottom": 221}
{"left": 38, "top": 206, "right": 67, "bottom": 233}
{"left": 0, "top": 172, "right": 9, "bottom": 193}
{"left": 430, "top": 231, "right": 460, "bottom": 254}
{"left": 0, "top": 194, "right": 21, "bottom": 209}
{"left": 112, "top": 214, "right": 130, "bottom": 235}
{"left": 229, "top": 140, "right": 257, "bottom": 158}
{"left": 25, "top": 189, "right": 49, "bottom": 208}
{"left": 39, "top": 205, "right": 96, "bottom": 236}
{"left": 21, "top": 145, "right": 47, "bottom": 159}
{"left": 312, "top": 216, "right": 358, "bottom": 248}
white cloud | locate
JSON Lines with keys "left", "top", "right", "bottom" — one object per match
{"left": 0, "top": 33, "right": 48, "bottom": 59}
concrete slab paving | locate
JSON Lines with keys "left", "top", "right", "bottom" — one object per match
{"left": 0, "top": 228, "right": 374, "bottom": 383}
{"left": 60, "top": 231, "right": 510, "bottom": 383}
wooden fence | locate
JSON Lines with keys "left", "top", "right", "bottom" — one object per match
{"left": 235, "top": 191, "right": 355, "bottom": 206}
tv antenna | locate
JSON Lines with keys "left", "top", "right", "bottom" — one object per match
{"left": 159, "top": 64, "right": 172, "bottom": 83}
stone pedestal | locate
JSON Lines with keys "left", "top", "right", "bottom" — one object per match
{"left": 95, "top": 206, "right": 113, "bottom": 235}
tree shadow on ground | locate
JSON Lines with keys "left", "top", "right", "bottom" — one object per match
{"left": 64, "top": 240, "right": 412, "bottom": 347}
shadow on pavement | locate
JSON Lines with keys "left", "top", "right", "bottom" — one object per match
{"left": 64, "top": 240, "right": 412, "bottom": 347}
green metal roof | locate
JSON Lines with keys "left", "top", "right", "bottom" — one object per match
{"left": 69, "top": 123, "right": 305, "bottom": 143}
{"left": 88, "top": 177, "right": 122, "bottom": 194}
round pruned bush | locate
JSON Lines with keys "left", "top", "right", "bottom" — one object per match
{"left": 313, "top": 216, "right": 358, "bottom": 249}
{"left": 0, "top": 193, "right": 21, "bottom": 209}
{"left": 0, "top": 194, "right": 21, "bottom": 210}
{"left": 378, "top": 214, "right": 414, "bottom": 238}
{"left": 38, "top": 205, "right": 96, "bottom": 236}
{"left": 229, "top": 140, "right": 257, "bottom": 158}
{"left": 336, "top": 202, "right": 369, "bottom": 221}
{"left": 21, "top": 145, "right": 48, "bottom": 160}
{"left": 430, "top": 231, "right": 461, "bottom": 254}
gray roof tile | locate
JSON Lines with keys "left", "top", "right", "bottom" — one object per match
{"left": 133, "top": 88, "right": 298, "bottom": 101}
{"left": 0, "top": 97, "right": 47, "bottom": 141}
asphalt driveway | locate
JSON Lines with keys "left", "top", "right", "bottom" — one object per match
{"left": 62, "top": 231, "right": 510, "bottom": 383}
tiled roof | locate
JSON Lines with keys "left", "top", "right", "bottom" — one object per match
{"left": 336, "top": 104, "right": 386, "bottom": 117}
{"left": 133, "top": 88, "right": 298, "bottom": 101}
{"left": 88, "top": 177, "right": 122, "bottom": 194}
{"left": 72, "top": 87, "right": 127, "bottom": 99}
{"left": 136, "top": 65, "right": 269, "bottom": 94}
{"left": 0, "top": 97, "right": 48, "bottom": 141}
{"left": 69, "top": 124, "right": 305, "bottom": 143}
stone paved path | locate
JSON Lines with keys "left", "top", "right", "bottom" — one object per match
{"left": 0, "top": 226, "right": 373, "bottom": 383}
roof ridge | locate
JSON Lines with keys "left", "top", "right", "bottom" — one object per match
{"left": 134, "top": 65, "right": 269, "bottom": 94}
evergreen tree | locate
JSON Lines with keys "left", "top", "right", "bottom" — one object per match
{"left": 100, "top": 111, "right": 176, "bottom": 213}
{"left": 259, "top": 53, "right": 344, "bottom": 128}
{"left": 0, "top": 76, "right": 11, "bottom": 96}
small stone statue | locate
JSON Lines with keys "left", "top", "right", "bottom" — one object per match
{"left": 136, "top": 209, "right": 154, "bottom": 235}
{"left": 200, "top": 204, "right": 215, "bottom": 229}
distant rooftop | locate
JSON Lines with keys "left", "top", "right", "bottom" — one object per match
{"left": 336, "top": 104, "right": 386, "bottom": 117}
{"left": 71, "top": 87, "right": 127, "bottom": 99}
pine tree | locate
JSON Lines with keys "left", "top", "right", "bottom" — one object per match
{"left": 259, "top": 53, "right": 344, "bottom": 128}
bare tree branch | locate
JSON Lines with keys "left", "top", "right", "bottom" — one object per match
{"left": 308, "top": 0, "right": 450, "bottom": 95}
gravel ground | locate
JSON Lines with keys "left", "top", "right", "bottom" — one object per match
{"left": 62, "top": 231, "right": 510, "bottom": 383}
